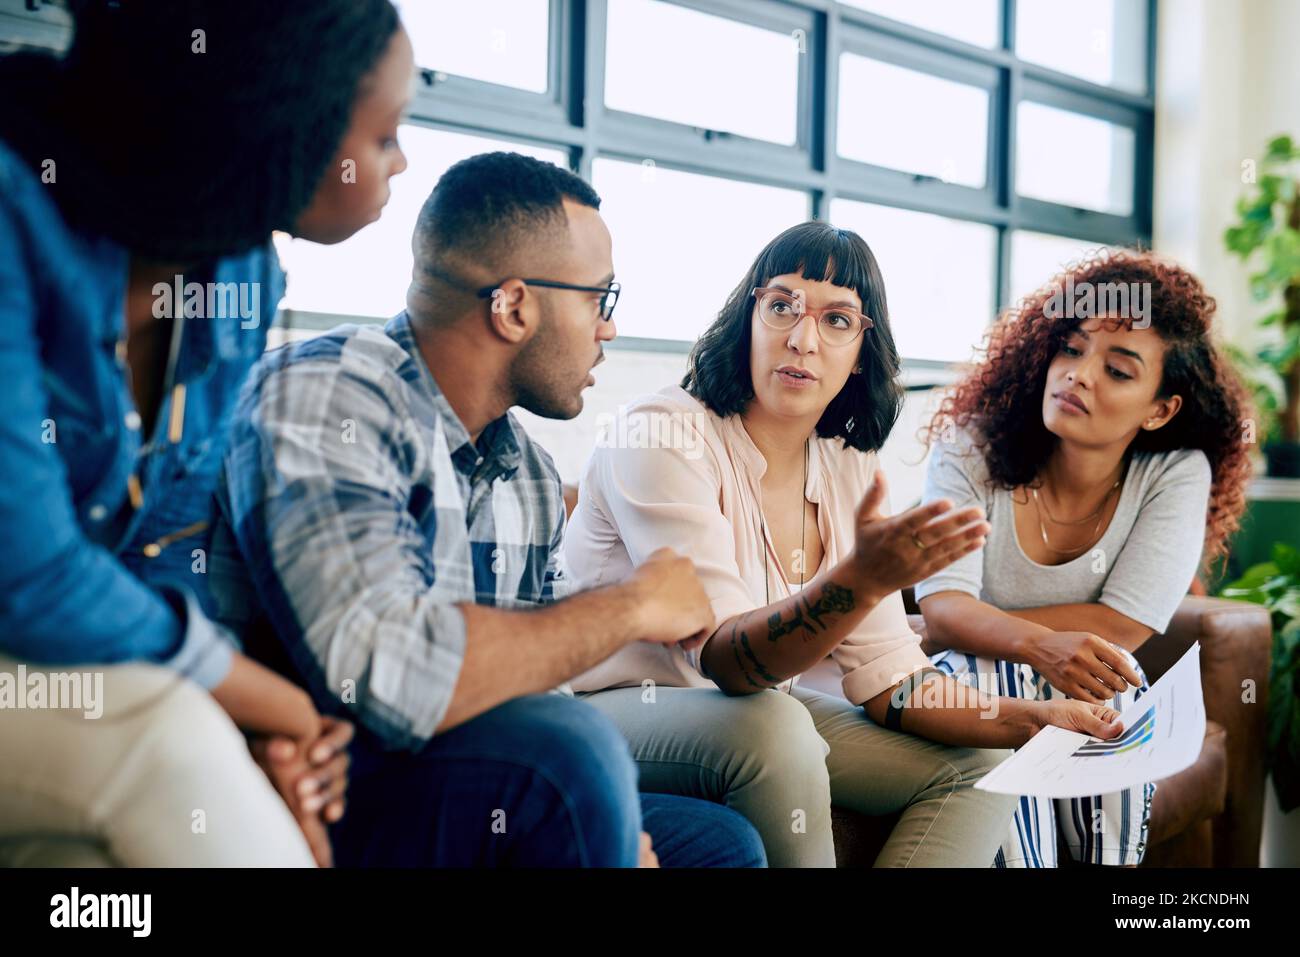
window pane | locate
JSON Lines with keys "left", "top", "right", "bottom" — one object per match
{"left": 395, "top": 0, "right": 549, "bottom": 93}
{"left": 1008, "top": 231, "right": 1111, "bottom": 306}
{"left": 276, "top": 126, "right": 565, "bottom": 320}
{"left": 604, "top": 0, "right": 800, "bottom": 145}
{"left": 837, "top": 54, "right": 988, "bottom": 187}
{"left": 1015, "top": 0, "right": 1147, "bottom": 94}
{"left": 840, "top": 0, "right": 1000, "bottom": 49}
{"left": 592, "top": 159, "right": 807, "bottom": 341}
{"left": 1015, "top": 102, "right": 1135, "bottom": 215}
{"left": 830, "top": 199, "right": 996, "bottom": 363}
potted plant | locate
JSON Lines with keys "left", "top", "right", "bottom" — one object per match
{"left": 1220, "top": 542, "right": 1300, "bottom": 866}
{"left": 1224, "top": 134, "right": 1300, "bottom": 477}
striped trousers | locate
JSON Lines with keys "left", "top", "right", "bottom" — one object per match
{"left": 930, "top": 647, "right": 1155, "bottom": 867}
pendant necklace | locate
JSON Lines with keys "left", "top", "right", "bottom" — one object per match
{"left": 754, "top": 437, "right": 809, "bottom": 695}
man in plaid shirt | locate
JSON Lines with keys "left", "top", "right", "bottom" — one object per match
{"left": 213, "top": 152, "right": 766, "bottom": 867}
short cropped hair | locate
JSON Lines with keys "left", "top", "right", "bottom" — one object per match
{"left": 413, "top": 152, "right": 601, "bottom": 273}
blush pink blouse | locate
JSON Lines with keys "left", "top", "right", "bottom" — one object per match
{"left": 563, "top": 384, "right": 931, "bottom": 704}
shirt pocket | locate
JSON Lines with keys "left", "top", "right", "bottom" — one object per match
{"left": 125, "top": 479, "right": 220, "bottom": 609}
{"left": 171, "top": 434, "right": 218, "bottom": 482}
{"left": 127, "top": 434, "right": 223, "bottom": 580}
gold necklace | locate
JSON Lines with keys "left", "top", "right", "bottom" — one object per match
{"left": 1033, "top": 465, "right": 1122, "bottom": 526}
{"left": 1030, "top": 473, "right": 1121, "bottom": 555}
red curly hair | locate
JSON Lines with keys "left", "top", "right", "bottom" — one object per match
{"left": 925, "top": 249, "right": 1253, "bottom": 568}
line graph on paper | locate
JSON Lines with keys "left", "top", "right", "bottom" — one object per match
{"left": 976, "top": 644, "right": 1205, "bottom": 798}
{"left": 1073, "top": 705, "right": 1155, "bottom": 758}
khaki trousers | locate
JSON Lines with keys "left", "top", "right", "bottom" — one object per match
{"left": 581, "top": 683, "right": 1016, "bottom": 867}
{"left": 0, "top": 654, "right": 313, "bottom": 867}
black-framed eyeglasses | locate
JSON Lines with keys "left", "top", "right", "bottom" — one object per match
{"left": 477, "top": 279, "right": 621, "bottom": 322}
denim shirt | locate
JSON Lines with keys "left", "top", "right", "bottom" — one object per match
{"left": 0, "top": 138, "right": 277, "bottom": 688}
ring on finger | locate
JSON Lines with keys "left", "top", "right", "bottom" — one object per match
{"left": 911, "top": 531, "right": 927, "bottom": 550}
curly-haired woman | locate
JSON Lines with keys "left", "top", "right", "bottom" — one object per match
{"left": 916, "top": 249, "right": 1253, "bottom": 867}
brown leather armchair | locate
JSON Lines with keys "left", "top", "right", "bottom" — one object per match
{"left": 805, "top": 592, "right": 1273, "bottom": 867}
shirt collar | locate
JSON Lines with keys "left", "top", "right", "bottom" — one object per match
{"left": 726, "top": 412, "right": 825, "bottom": 504}
{"left": 170, "top": 244, "right": 282, "bottom": 382}
{"left": 387, "top": 310, "right": 523, "bottom": 480}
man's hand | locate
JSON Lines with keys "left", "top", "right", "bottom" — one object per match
{"left": 297, "top": 716, "right": 354, "bottom": 819}
{"left": 627, "top": 547, "right": 715, "bottom": 646}
{"left": 1023, "top": 631, "right": 1143, "bottom": 703}
{"left": 638, "top": 831, "right": 659, "bottom": 868}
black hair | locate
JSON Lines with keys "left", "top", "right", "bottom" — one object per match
{"left": 0, "top": 0, "right": 400, "bottom": 261}
{"left": 412, "top": 151, "right": 601, "bottom": 271}
{"left": 682, "top": 221, "right": 904, "bottom": 453}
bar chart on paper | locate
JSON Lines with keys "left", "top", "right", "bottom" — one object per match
{"left": 976, "top": 643, "right": 1204, "bottom": 799}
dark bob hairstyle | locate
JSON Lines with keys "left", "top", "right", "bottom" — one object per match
{"left": 681, "top": 221, "right": 903, "bottom": 453}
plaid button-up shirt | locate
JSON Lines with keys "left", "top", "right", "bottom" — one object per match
{"left": 213, "top": 311, "right": 570, "bottom": 749}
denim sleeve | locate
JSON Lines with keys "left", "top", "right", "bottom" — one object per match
{"left": 0, "top": 165, "right": 234, "bottom": 689}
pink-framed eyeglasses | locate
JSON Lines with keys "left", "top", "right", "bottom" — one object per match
{"left": 751, "top": 286, "right": 872, "bottom": 346}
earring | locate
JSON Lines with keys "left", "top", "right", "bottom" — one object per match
{"left": 853, "top": 365, "right": 862, "bottom": 374}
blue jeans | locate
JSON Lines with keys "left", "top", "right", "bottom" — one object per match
{"left": 330, "top": 693, "right": 766, "bottom": 867}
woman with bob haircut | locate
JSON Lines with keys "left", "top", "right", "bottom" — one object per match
{"left": 562, "top": 221, "right": 1125, "bottom": 867}
{"left": 915, "top": 249, "right": 1252, "bottom": 867}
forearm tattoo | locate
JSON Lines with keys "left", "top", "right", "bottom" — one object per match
{"left": 766, "top": 581, "right": 855, "bottom": 642}
{"left": 727, "top": 582, "right": 857, "bottom": 689}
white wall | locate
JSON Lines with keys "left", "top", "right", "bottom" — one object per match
{"left": 1153, "top": 0, "right": 1300, "bottom": 347}
{"left": 514, "top": 345, "right": 941, "bottom": 510}
{"left": 512, "top": 347, "right": 687, "bottom": 484}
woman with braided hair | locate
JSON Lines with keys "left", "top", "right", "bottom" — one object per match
{"left": 0, "top": 0, "right": 412, "bottom": 866}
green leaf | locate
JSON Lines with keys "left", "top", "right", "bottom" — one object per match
{"left": 1251, "top": 276, "right": 1277, "bottom": 302}
{"left": 1267, "top": 617, "right": 1300, "bottom": 811}
{"left": 1256, "top": 176, "right": 1284, "bottom": 207}
{"left": 1225, "top": 226, "right": 1257, "bottom": 256}
{"left": 1263, "top": 572, "right": 1298, "bottom": 591}
{"left": 1265, "top": 134, "right": 1297, "bottom": 161}
{"left": 1277, "top": 594, "right": 1300, "bottom": 623}
{"left": 1266, "top": 231, "right": 1300, "bottom": 280}
{"left": 1244, "top": 199, "right": 1277, "bottom": 225}
{"left": 1260, "top": 333, "right": 1300, "bottom": 370}
{"left": 1220, "top": 589, "right": 1266, "bottom": 606}
{"left": 1227, "top": 561, "right": 1282, "bottom": 589}
{"left": 1274, "top": 542, "right": 1300, "bottom": 576}
{"left": 1282, "top": 615, "right": 1300, "bottom": 644}
{"left": 1267, "top": 327, "right": 1300, "bottom": 368}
